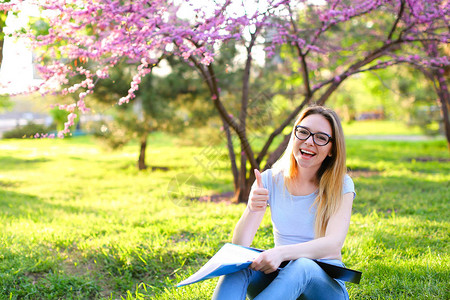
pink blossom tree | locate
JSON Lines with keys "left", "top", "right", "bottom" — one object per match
{"left": 5, "top": 0, "right": 449, "bottom": 201}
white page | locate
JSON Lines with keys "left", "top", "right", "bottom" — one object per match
{"left": 177, "top": 244, "right": 261, "bottom": 286}
{"left": 212, "top": 243, "right": 261, "bottom": 264}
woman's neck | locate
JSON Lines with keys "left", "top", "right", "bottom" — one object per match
{"left": 297, "top": 166, "right": 318, "bottom": 183}
{"left": 288, "top": 168, "right": 319, "bottom": 196}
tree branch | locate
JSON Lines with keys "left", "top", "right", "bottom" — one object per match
{"left": 387, "top": 0, "right": 405, "bottom": 41}
{"left": 264, "top": 132, "right": 290, "bottom": 170}
{"left": 257, "top": 96, "right": 310, "bottom": 166}
{"left": 305, "top": 3, "right": 385, "bottom": 56}
{"left": 316, "top": 40, "right": 402, "bottom": 104}
{"left": 206, "top": 62, "right": 260, "bottom": 170}
{"left": 239, "top": 30, "right": 258, "bottom": 126}
{"left": 288, "top": 3, "right": 311, "bottom": 98}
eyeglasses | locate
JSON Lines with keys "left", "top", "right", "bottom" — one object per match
{"left": 294, "top": 125, "right": 333, "bottom": 146}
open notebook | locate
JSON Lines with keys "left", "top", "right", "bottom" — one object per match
{"left": 176, "top": 243, "right": 361, "bottom": 287}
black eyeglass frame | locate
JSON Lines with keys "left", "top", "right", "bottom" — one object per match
{"left": 294, "top": 125, "right": 333, "bottom": 146}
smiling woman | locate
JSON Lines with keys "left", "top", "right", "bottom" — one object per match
{"left": 212, "top": 106, "right": 355, "bottom": 300}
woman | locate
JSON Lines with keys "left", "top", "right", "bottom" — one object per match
{"left": 212, "top": 106, "right": 355, "bottom": 299}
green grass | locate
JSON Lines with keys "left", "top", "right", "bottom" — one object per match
{"left": 0, "top": 132, "right": 448, "bottom": 299}
{"left": 342, "top": 120, "right": 427, "bottom": 136}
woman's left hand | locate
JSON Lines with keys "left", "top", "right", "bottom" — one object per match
{"left": 250, "top": 248, "right": 284, "bottom": 274}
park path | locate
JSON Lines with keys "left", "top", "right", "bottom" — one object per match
{"left": 347, "top": 135, "right": 444, "bottom": 141}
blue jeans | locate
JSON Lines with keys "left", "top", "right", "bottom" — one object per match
{"left": 212, "top": 258, "right": 349, "bottom": 300}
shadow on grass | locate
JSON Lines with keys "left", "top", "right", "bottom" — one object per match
{"left": 0, "top": 179, "right": 21, "bottom": 188}
{"left": 0, "top": 189, "right": 101, "bottom": 219}
{"left": 0, "top": 156, "right": 51, "bottom": 171}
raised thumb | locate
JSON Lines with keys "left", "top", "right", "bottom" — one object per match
{"left": 254, "top": 169, "right": 263, "bottom": 188}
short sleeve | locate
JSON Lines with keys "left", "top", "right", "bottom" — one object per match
{"left": 343, "top": 174, "right": 356, "bottom": 199}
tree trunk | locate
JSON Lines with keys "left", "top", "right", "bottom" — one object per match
{"left": 422, "top": 42, "right": 450, "bottom": 149}
{"left": 434, "top": 71, "right": 450, "bottom": 150}
{"left": 419, "top": 63, "right": 450, "bottom": 150}
{"left": 138, "top": 134, "right": 148, "bottom": 170}
{"left": 234, "top": 148, "right": 248, "bottom": 203}
{"left": 0, "top": 38, "right": 3, "bottom": 70}
{"left": 222, "top": 119, "right": 239, "bottom": 191}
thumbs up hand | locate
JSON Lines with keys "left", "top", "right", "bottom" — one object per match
{"left": 248, "top": 169, "right": 269, "bottom": 212}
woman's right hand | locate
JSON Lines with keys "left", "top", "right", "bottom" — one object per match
{"left": 247, "top": 169, "right": 269, "bottom": 212}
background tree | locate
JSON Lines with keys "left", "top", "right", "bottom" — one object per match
{"left": 8, "top": 0, "right": 449, "bottom": 201}
{"left": 85, "top": 57, "right": 208, "bottom": 170}
{"left": 175, "top": 0, "right": 449, "bottom": 201}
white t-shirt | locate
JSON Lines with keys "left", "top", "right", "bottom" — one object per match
{"left": 260, "top": 169, "right": 356, "bottom": 247}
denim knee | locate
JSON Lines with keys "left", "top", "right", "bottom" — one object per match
{"left": 212, "top": 268, "right": 253, "bottom": 300}
{"left": 287, "top": 257, "right": 318, "bottom": 272}
{"left": 280, "top": 258, "right": 319, "bottom": 283}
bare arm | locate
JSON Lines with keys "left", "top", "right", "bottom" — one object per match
{"left": 251, "top": 192, "right": 354, "bottom": 274}
{"left": 232, "top": 207, "right": 266, "bottom": 247}
{"left": 232, "top": 169, "right": 269, "bottom": 247}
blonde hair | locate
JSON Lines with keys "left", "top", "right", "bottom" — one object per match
{"left": 272, "top": 106, "right": 347, "bottom": 238}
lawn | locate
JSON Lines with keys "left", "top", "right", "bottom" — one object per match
{"left": 0, "top": 130, "right": 448, "bottom": 299}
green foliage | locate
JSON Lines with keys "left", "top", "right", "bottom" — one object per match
{"left": 49, "top": 108, "right": 70, "bottom": 132}
{"left": 88, "top": 118, "right": 131, "bottom": 150}
{"left": 0, "top": 132, "right": 448, "bottom": 299}
{"left": 2, "top": 123, "right": 55, "bottom": 139}
{"left": 29, "top": 16, "right": 50, "bottom": 36}
{"left": 327, "top": 65, "right": 442, "bottom": 137}
{"left": 0, "top": 94, "right": 12, "bottom": 112}
{"left": 83, "top": 57, "right": 212, "bottom": 152}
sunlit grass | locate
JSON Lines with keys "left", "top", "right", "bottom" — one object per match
{"left": 0, "top": 133, "right": 448, "bottom": 299}
{"left": 343, "top": 120, "right": 426, "bottom": 136}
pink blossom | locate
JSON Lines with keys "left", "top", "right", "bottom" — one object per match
{"left": 77, "top": 98, "right": 90, "bottom": 113}
{"left": 3, "top": 0, "right": 447, "bottom": 139}
{"left": 200, "top": 52, "right": 215, "bottom": 66}
{"left": 96, "top": 68, "right": 109, "bottom": 78}
{"left": 62, "top": 113, "right": 78, "bottom": 134}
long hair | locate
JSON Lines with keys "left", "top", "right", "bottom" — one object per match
{"left": 272, "top": 106, "right": 347, "bottom": 238}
